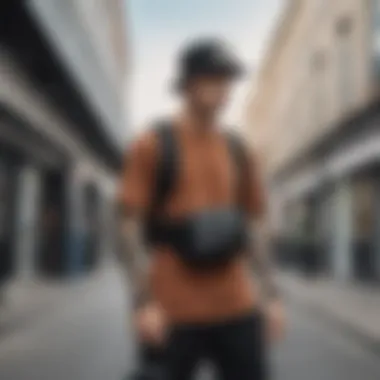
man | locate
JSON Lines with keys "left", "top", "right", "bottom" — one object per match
{"left": 119, "top": 38, "right": 285, "bottom": 380}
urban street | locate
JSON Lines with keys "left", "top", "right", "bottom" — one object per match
{"left": 0, "top": 265, "right": 379, "bottom": 380}
{"left": 1, "top": 1, "right": 380, "bottom": 380}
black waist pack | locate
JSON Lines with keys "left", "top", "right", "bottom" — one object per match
{"left": 150, "top": 208, "right": 248, "bottom": 268}
{"left": 143, "top": 121, "right": 250, "bottom": 268}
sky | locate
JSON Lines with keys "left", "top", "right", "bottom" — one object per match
{"left": 128, "top": 0, "right": 284, "bottom": 133}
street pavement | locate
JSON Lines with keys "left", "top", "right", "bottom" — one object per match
{"left": 0, "top": 266, "right": 379, "bottom": 380}
{"left": 272, "top": 302, "right": 380, "bottom": 380}
{"left": 278, "top": 271, "right": 380, "bottom": 351}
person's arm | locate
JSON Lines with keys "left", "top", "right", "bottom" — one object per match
{"left": 117, "top": 133, "right": 157, "bottom": 309}
{"left": 243, "top": 148, "right": 285, "bottom": 340}
{"left": 249, "top": 219, "right": 280, "bottom": 302}
{"left": 117, "top": 209, "right": 150, "bottom": 307}
{"left": 241, "top": 148, "right": 278, "bottom": 301}
{"left": 117, "top": 205, "right": 167, "bottom": 345}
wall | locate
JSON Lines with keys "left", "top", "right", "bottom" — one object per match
{"left": 27, "top": 0, "right": 128, "bottom": 146}
{"left": 245, "top": 0, "right": 374, "bottom": 177}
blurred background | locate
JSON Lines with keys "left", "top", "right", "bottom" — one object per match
{"left": 0, "top": 0, "right": 379, "bottom": 379}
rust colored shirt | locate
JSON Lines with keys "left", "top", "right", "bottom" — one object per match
{"left": 119, "top": 122, "right": 266, "bottom": 324}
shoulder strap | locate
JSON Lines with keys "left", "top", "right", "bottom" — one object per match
{"left": 225, "top": 132, "right": 249, "bottom": 208}
{"left": 151, "top": 125, "right": 245, "bottom": 213}
{"left": 151, "top": 120, "right": 178, "bottom": 213}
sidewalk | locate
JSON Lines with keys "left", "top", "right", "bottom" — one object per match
{"left": 0, "top": 263, "right": 130, "bottom": 379}
{"left": 279, "top": 271, "right": 380, "bottom": 352}
{"left": 0, "top": 264, "right": 121, "bottom": 337}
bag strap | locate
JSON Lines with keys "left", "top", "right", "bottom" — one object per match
{"left": 225, "top": 132, "right": 249, "bottom": 209}
{"left": 150, "top": 120, "right": 178, "bottom": 214}
{"left": 150, "top": 124, "right": 247, "bottom": 214}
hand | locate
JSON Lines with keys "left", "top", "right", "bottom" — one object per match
{"left": 135, "top": 302, "right": 167, "bottom": 346}
{"left": 265, "top": 299, "right": 286, "bottom": 343}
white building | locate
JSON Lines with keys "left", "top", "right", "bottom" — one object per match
{"left": 0, "top": 0, "right": 128, "bottom": 283}
{"left": 245, "top": 0, "right": 380, "bottom": 282}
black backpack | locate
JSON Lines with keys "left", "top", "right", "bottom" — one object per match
{"left": 148, "top": 120, "right": 248, "bottom": 217}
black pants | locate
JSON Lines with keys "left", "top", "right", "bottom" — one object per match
{"left": 163, "top": 311, "right": 268, "bottom": 380}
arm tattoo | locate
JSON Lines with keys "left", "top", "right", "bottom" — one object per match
{"left": 117, "top": 208, "right": 151, "bottom": 307}
{"left": 249, "top": 221, "right": 280, "bottom": 301}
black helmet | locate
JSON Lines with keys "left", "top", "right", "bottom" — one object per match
{"left": 175, "top": 38, "right": 244, "bottom": 91}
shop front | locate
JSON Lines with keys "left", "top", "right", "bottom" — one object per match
{"left": 0, "top": 105, "right": 68, "bottom": 281}
{"left": 351, "top": 167, "right": 380, "bottom": 282}
{"left": 272, "top": 104, "right": 380, "bottom": 283}
{"left": 0, "top": 146, "right": 21, "bottom": 285}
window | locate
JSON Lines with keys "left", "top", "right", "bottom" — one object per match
{"left": 0, "top": 163, "right": 6, "bottom": 240}
{"left": 371, "top": 0, "right": 380, "bottom": 82}
{"left": 0, "top": 160, "right": 12, "bottom": 240}
{"left": 310, "top": 51, "right": 327, "bottom": 130}
{"left": 336, "top": 16, "right": 354, "bottom": 112}
{"left": 352, "top": 179, "right": 376, "bottom": 242}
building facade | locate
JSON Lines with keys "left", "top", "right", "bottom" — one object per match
{"left": 0, "top": 0, "right": 128, "bottom": 285}
{"left": 245, "top": 0, "right": 380, "bottom": 282}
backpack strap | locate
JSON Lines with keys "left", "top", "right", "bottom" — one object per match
{"left": 225, "top": 132, "right": 249, "bottom": 209}
{"left": 150, "top": 124, "right": 246, "bottom": 214}
{"left": 150, "top": 120, "right": 178, "bottom": 214}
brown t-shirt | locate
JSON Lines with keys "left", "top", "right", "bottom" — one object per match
{"left": 119, "top": 122, "right": 266, "bottom": 324}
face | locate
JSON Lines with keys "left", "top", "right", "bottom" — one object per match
{"left": 186, "top": 75, "right": 233, "bottom": 116}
